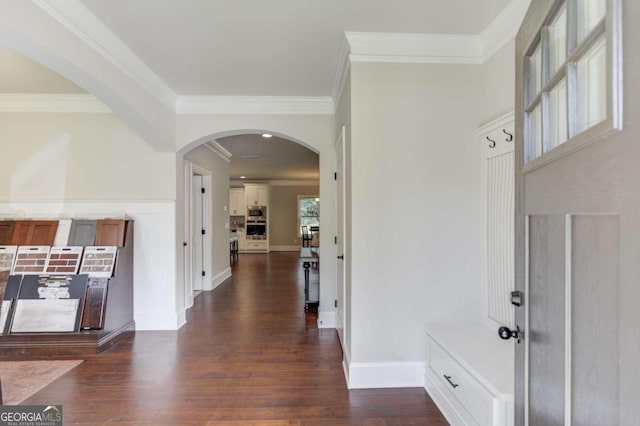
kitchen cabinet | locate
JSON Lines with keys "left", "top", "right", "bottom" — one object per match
{"left": 244, "top": 185, "right": 268, "bottom": 206}
{"left": 244, "top": 240, "right": 267, "bottom": 251}
{"left": 236, "top": 229, "right": 247, "bottom": 251}
{"left": 229, "top": 188, "right": 245, "bottom": 216}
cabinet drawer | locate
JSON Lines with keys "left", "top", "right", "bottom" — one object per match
{"left": 245, "top": 241, "right": 267, "bottom": 250}
{"left": 428, "top": 340, "right": 494, "bottom": 425}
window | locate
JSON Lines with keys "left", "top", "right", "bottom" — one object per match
{"left": 524, "top": 0, "right": 621, "bottom": 165}
{"left": 298, "top": 196, "right": 319, "bottom": 235}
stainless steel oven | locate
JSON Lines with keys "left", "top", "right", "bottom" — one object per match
{"left": 246, "top": 221, "right": 266, "bottom": 240}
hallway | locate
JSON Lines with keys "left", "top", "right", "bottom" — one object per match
{"left": 22, "top": 252, "right": 446, "bottom": 425}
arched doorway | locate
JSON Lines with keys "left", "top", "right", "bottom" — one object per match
{"left": 176, "top": 130, "right": 328, "bottom": 315}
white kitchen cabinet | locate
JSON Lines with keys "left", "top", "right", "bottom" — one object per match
{"left": 244, "top": 184, "right": 269, "bottom": 206}
{"left": 424, "top": 324, "right": 514, "bottom": 426}
{"left": 244, "top": 240, "right": 267, "bottom": 251}
{"left": 229, "top": 188, "right": 245, "bottom": 216}
{"left": 236, "top": 229, "right": 247, "bottom": 251}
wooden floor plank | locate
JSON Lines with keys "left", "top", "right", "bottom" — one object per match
{"left": 9, "top": 252, "right": 446, "bottom": 425}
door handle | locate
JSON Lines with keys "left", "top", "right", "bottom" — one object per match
{"left": 498, "top": 326, "right": 521, "bottom": 343}
{"left": 183, "top": 242, "right": 188, "bottom": 247}
{"left": 337, "top": 255, "right": 344, "bottom": 260}
{"left": 443, "top": 374, "right": 459, "bottom": 389}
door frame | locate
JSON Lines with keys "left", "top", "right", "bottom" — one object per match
{"left": 183, "top": 160, "right": 194, "bottom": 310}
{"left": 183, "top": 161, "right": 213, "bottom": 306}
{"left": 335, "top": 125, "right": 347, "bottom": 350}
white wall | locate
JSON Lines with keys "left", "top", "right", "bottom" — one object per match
{"left": 348, "top": 62, "right": 484, "bottom": 385}
{"left": 481, "top": 39, "right": 516, "bottom": 124}
{"left": 0, "top": 113, "right": 175, "bottom": 200}
{"left": 183, "top": 144, "right": 231, "bottom": 292}
{"left": 0, "top": 112, "right": 179, "bottom": 330}
{"left": 175, "top": 113, "right": 337, "bottom": 326}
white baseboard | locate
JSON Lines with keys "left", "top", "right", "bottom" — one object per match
{"left": 135, "top": 311, "right": 185, "bottom": 331}
{"left": 317, "top": 310, "right": 336, "bottom": 328}
{"left": 343, "top": 348, "right": 351, "bottom": 386}
{"left": 269, "top": 245, "right": 300, "bottom": 252}
{"left": 347, "top": 361, "right": 426, "bottom": 389}
{"left": 207, "top": 267, "right": 231, "bottom": 291}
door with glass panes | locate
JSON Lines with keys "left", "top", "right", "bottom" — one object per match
{"left": 515, "top": 0, "right": 638, "bottom": 424}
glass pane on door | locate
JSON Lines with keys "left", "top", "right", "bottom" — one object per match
{"left": 527, "top": 104, "right": 543, "bottom": 162}
{"left": 547, "top": 78, "right": 568, "bottom": 152}
{"left": 577, "top": 0, "right": 606, "bottom": 44}
{"left": 576, "top": 37, "right": 607, "bottom": 134}
{"left": 527, "top": 44, "right": 543, "bottom": 104}
{"left": 549, "top": 4, "right": 567, "bottom": 76}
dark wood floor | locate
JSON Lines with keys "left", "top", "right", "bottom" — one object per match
{"left": 18, "top": 252, "right": 447, "bottom": 425}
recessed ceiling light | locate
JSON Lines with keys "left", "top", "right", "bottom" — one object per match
{"left": 240, "top": 176, "right": 246, "bottom": 179}
{"left": 262, "top": 133, "right": 272, "bottom": 138}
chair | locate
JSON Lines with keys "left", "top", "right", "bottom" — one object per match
{"left": 309, "top": 226, "right": 319, "bottom": 248}
{"left": 301, "top": 226, "right": 312, "bottom": 247}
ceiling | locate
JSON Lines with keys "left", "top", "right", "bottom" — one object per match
{"left": 1, "top": 0, "right": 511, "bottom": 181}
{"left": 216, "top": 134, "right": 319, "bottom": 181}
{"left": 80, "top": 0, "right": 510, "bottom": 96}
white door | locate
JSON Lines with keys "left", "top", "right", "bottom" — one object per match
{"left": 335, "top": 126, "right": 346, "bottom": 348}
{"left": 192, "top": 174, "right": 205, "bottom": 292}
{"left": 515, "top": 1, "right": 635, "bottom": 424}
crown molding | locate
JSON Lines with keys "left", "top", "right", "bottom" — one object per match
{"left": 346, "top": 32, "right": 483, "bottom": 64}
{"left": 204, "top": 141, "right": 232, "bottom": 163}
{"left": 267, "top": 180, "right": 319, "bottom": 187}
{"left": 331, "top": 35, "right": 351, "bottom": 104}
{"left": 0, "top": 94, "right": 112, "bottom": 113}
{"left": 230, "top": 179, "right": 319, "bottom": 187}
{"left": 344, "top": 1, "right": 530, "bottom": 65}
{"left": 33, "top": 0, "right": 176, "bottom": 111}
{"left": 480, "top": 0, "right": 532, "bottom": 61}
{"left": 176, "top": 96, "right": 335, "bottom": 115}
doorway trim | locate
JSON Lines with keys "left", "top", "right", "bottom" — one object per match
{"left": 183, "top": 161, "right": 213, "bottom": 308}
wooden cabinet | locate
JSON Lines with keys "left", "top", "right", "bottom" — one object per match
{"left": 11, "top": 220, "right": 58, "bottom": 245}
{"left": 229, "top": 188, "right": 245, "bottom": 216}
{"left": 95, "top": 219, "right": 127, "bottom": 246}
{"left": 0, "top": 221, "right": 16, "bottom": 245}
{"left": 244, "top": 185, "right": 268, "bottom": 206}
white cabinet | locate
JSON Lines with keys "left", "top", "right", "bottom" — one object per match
{"left": 236, "top": 228, "right": 246, "bottom": 251}
{"left": 424, "top": 324, "right": 514, "bottom": 426}
{"left": 244, "top": 240, "right": 267, "bottom": 251}
{"left": 245, "top": 184, "right": 268, "bottom": 206}
{"left": 229, "top": 188, "right": 245, "bottom": 216}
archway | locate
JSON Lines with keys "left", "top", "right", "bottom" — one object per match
{"left": 175, "top": 128, "right": 335, "bottom": 327}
